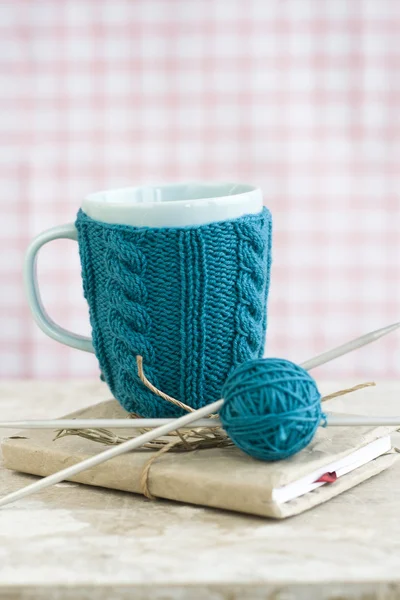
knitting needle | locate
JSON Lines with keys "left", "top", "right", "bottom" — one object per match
{"left": 0, "top": 418, "right": 217, "bottom": 429}
{"left": 0, "top": 321, "right": 398, "bottom": 433}
{"left": 324, "top": 414, "right": 400, "bottom": 426}
{"left": 1, "top": 413, "right": 400, "bottom": 430}
{"left": 0, "top": 321, "right": 398, "bottom": 508}
{"left": 300, "top": 321, "right": 400, "bottom": 371}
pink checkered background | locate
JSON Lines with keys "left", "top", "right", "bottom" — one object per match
{"left": 1, "top": 0, "right": 399, "bottom": 380}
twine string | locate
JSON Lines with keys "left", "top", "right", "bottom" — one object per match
{"left": 140, "top": 437, "right": 183, "bottom": 500}
{"left": 136, "top": 355, "right": 233, "bottom": 498}
{"left": 321, "top": 381, "right": 375, "bottom": 402}
{"left": 136, "top": 356, "right": 195, "bottom": 413}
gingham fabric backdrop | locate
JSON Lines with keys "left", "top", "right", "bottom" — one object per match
{"left": 1, "top": 0, "right": 399, "bottom": 380}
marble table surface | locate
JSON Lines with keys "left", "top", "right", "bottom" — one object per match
{"left": 0, "top": 380, "right": 400, "bottom": 600}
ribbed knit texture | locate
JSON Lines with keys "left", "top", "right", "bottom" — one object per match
{"left": 75, "top": 207, "right": 272, "bottom": 418}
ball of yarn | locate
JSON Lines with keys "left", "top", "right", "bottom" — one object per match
{"left": 220, "top": 358, "right": 323, "bottom": 461}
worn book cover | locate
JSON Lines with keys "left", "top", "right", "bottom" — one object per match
{"left": 1, "top": 399, "right": 397, "bottom": 519}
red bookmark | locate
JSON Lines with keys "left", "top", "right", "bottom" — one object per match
{"left": 316, "top": 471, "right": 337, "bottom": 484}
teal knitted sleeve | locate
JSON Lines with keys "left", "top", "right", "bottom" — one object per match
{"left": 75, "top": 207, "right": 272, "bottom": 418}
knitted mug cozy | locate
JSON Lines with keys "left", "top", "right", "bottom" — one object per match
{"left": 75, "top": 207, "right": 272, "bottom": 418}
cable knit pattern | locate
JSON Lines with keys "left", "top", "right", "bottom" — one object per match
{"left": 103, "top": 228, "right": 163, "bottom": 416}
{"left": 75, "top": 207, "right": 272, "bottom": 418}
{"left": 233, "top": 216, "right": 272, "bottom": 365}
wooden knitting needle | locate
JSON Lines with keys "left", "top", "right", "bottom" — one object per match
{"left": 0, "top": 321, "right": 399, "bottom": 508}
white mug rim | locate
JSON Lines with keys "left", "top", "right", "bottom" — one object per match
{"left": 84, "top": 181, "right": 260, "bottom": 206}
{"left": 81, "top": 181, "right": 263, "bottom": 228}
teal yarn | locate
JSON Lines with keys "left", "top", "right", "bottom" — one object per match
{"left": 220, "top": 358, "right": 323, "bottom": 461}
{"left": 75, "top": 208, "right": 272, "bottom": 418}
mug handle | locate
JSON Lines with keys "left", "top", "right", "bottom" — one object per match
{"left": 24, "top": 223, "right": 95, "bottom": 353}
